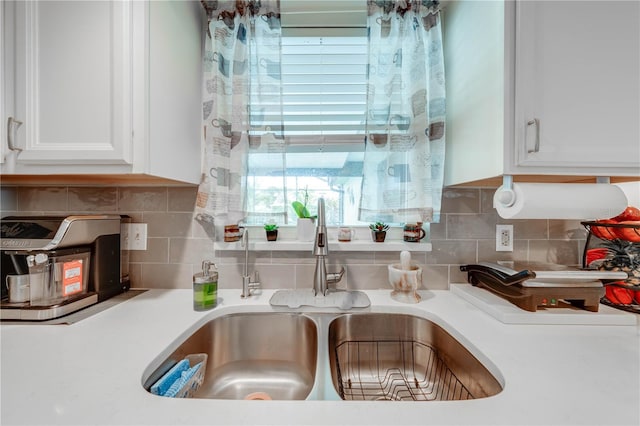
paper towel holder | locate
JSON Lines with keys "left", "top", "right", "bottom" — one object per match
{"left": 493, "top": 175, "right": 628, "bottom": 220}
{"left": 494, "top": 175, "right": 516, "bottom": 208}
{"left": 494, "top": 176, "right": 616, "bottom": 209}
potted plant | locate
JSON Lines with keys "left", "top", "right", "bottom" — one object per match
{"left": 370, "top": 222, "right": 389, "bottom": 242}
{"left": 292, "top": 187, "right": 317, "bottom": 241}
{"left": 264, "top": 222, "right": 279, "bottom": 241}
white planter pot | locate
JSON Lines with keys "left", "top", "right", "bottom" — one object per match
{"left": 296, "top": 218, "right": 316, "bottom": 241}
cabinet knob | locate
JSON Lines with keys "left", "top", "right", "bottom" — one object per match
{"left": 526, "top": 118, "right": 540, "bottom": 153}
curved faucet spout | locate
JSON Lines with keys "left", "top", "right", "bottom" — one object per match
{"left": 313, "top": 198, "right": 328, "bottom": 257}
{"left": 312, "top": 198, "right": 343, "bottom": 296}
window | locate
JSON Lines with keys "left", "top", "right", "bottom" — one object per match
{"left": 246, "top": 4, "right": 368, "bottom": 226}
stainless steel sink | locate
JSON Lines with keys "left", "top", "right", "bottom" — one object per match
{"left": 145, "top": 311, "right": 501, "bottom": 402}
{"left": 146, "top": 312, "right": 317, "bottom": 400}
{"left": 327, "top": 313, "right": 502, "bottom": 401}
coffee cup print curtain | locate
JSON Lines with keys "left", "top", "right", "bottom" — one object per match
{"left": 196, "top": 0, "right": 285, "bottom": 227}
{"left": 359, "top": 0, "right": 446, "bottom": 224}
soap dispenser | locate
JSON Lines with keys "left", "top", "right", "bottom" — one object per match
{"left": 193, "top": 260, "right": 218, "bottom": 311}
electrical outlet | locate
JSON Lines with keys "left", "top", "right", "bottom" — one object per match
{"left": 496, "top": 224, "right": 513, "bottom": 252}
{"left": 121, "top": 223, "right": 147, "bottom": 250}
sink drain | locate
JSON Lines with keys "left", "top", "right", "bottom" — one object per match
{"left": 244, "top": 392, "right": 273, "bottom": 400}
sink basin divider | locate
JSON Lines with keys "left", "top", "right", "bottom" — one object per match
{"left": 306, "top": 313, "right": 344, "bottom": 401}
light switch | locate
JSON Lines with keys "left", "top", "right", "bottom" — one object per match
{"left": 121, "top": 223, "right": 148, "bottom": 250}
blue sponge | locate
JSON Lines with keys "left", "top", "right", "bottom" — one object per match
{"left": 163, "top": 362, "right": 203, "bottom": 398}
{"left": 150, "top": 359, "right": 189, "bottom": 396}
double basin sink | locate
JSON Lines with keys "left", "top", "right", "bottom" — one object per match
{"left": 143, "top": 311, "right": 503, "bottom": 401}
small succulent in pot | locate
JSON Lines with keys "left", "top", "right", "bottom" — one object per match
{"left": 369, "top": 222, "right": 389, "bottom": 232}
{"left": 264, "top": 221, "right": 279, "bottom": 241}
{"left": 369, "top": 222, "right": 389, "bottom": 242}
{"left": 264, "top": 223, "right": 278, "bottom": 232}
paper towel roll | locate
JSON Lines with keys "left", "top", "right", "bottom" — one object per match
{"left": 615, "top": 182, "right": 640, "bottom": 208}
{"left": 494, "top": 183, "right": 628, "bottom": 219}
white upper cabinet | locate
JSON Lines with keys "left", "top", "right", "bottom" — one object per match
{"left": 514, "top": 1, "right": 640, "bottom": 171}
{"left": 1, "top": 0, "right": 203, "bottom": 184}
{"left": 11, "top": 1, "right": 132, "bottom": 165}
{"left": 444, "top": 0, "right": 640, "bottom": 186}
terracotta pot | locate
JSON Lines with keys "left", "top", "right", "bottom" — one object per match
{"left": 371, "top": 230, "right": 386, "bottom": 242}
{"left": 266, "top": 230, "right": 278, "bottom": 241}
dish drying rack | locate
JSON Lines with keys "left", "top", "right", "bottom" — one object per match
{"left": 334, "top": 340, "right": 473, "bottom": 401}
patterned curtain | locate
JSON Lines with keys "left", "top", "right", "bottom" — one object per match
{"left": 196, "top": 0, "right": 285, "bottom": 231}
{"left": 358, "top": 0, "right": 446, "bottom": 224}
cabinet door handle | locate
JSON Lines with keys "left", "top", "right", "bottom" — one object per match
{"left": 7, "top": 117, "right": 23, "bottom": 152}
{"left": 526, "top": 118, "right": 540, "bottom": 153}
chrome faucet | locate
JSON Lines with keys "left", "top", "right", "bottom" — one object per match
{"left": 241, "top": 229, "right": 261, "bottom": 298}
{"left": 313, "top": 198, "right": 345, "bottom": 296}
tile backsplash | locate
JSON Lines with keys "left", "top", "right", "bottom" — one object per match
{"left": 0, "top": 185, "right": 587, "bottom": 291}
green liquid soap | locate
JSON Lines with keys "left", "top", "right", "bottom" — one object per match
{"left": 193, "top": 281, "right": 217, "bottom": 311}
{"left": 193, "top": 260, "right": 218, "bottom": 311}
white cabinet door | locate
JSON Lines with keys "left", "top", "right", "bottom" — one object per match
{"left": 514, "top": 0, "right": 640, "bottom": 173}
{"left": 1, "top": 1, "right": 17, "bottom": 168}
{"left": 10, "top": 0, "right": 132, "bottom": 166}
{"left": 2, "top": 0, "right": 202, "bottom": 183}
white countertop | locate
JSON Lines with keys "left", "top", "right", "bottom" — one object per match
{"left": 1, "top": 288, "right": 639, "bottom": 426}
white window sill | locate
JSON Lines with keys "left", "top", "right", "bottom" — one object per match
{"left": 214, "top": 240, "right": 432, "bottom": 252}
{"left": 214, "top": 226, "right": 432, "bottom": 252}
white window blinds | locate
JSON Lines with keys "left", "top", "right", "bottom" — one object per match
{"left": 250, "top": 27, "right": 368, "bottom": 148}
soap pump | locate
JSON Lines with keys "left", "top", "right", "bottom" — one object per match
{"left": 193, "top": 260, "right": 218, "bottom": 311}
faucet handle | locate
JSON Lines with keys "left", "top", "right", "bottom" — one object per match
{"left": 327, "top": 267, "right": 345, "bottom": 284}
{"left": 241, "top": 271, "right": 261, "bottom": 298}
